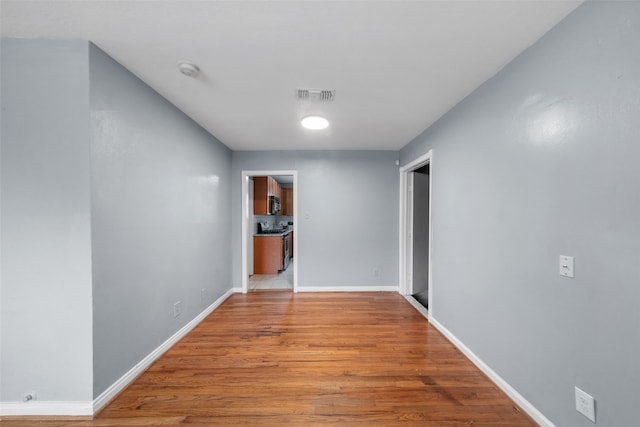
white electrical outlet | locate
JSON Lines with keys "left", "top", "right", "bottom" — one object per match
{"left": 575, "top": 386, "right": 596, "bottom": 423}
{"left": 23, "top": 391, "right": 37, "bottom": 402}
{"left": 560, "top": 255, "right": 575, "bottom": 278}
{"left": 373, "top": 268, "right": 380, "bottom": 277}
{"left": 173, "top": 301, "right": 181, "bottom": 318}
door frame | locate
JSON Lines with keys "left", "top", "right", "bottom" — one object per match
{"left": 399, "top": 150, "right": 433, "bottom": 314}
{"left": 241, "top": 170, "right": 298, "bottom": 293}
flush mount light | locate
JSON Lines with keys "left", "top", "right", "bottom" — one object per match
{"left": 301, "top": 116, "right": 329, "bottom": 130}
{"left": 177, "top": 61, "right": 199, "bottom": 78}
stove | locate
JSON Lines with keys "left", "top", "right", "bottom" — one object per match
{"left": 259, "top": 229, "right": 286, "bottom": 235}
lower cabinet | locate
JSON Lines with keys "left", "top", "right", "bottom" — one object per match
{"left": 253, "top": 236, "right": 283, "bottom": 274}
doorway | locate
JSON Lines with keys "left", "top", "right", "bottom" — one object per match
{"left": 241, "top": 170, "right": 298, "bottom": 293}
{"left": 399, "top": 150, "right": 432, "bottom": 315}
{"left": 411, "top": 164, "right": 430, "bottom": 308}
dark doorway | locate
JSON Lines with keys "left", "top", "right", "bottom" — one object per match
{"left": 411, "top": 164, "right": 430, "bottom": 309}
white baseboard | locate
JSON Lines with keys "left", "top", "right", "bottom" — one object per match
{"left": 0, "top": 288, "right": 235, "bottom": 417}
{"left": 403, "top": 295, "right": 430, "bottom": 320}
{"left": 427, "top": 316, "right": 555, "bottom": 427}
{"left": 0, "top": 401, "right": 93, "bottom": 417}
{"left": 297, "top": 285, "right": 398, "bottom": 292}
{"left": 4, "top": 288, "right": 550, "bottom": 425}
{"left": 92, "top": 288, "right": 235, "bottom": 413}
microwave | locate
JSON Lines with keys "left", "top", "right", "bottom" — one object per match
{"left": 268, "top": 195, "right": 281, "bottom": 215}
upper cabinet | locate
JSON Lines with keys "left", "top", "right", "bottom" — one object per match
{"left": 282, "top": 187, "right": 294, "bottom": 216}
{"left": 267, "top": 176, "right": 281, "bottom": 199}
{"left": 254, "top": 176, "right": 282, "bottom": 215}
{"left": 254, "top": 176, "right": 293, "bottom": 216}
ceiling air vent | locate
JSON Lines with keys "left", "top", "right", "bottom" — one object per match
{"left": 296, "top": 88, "right": 335, "bottom": 102}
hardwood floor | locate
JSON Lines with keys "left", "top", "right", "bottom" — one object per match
{"left": 2, "top": 292, "right": 535, "bottom": 426}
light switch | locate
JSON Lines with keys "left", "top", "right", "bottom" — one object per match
{"left": 559, "top": 255, "right": 574, "bottom": 278}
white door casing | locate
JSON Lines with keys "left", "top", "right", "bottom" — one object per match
{"left": 398, "top": 151, "right": 433, "bottom": 315}
{"left": 241, "top": 170, "right": 298, "bottom": 293}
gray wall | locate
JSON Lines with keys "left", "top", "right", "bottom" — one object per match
{"left": 89, "top": 44, "right": 232, "bottom": 397}
{"left": 400, "top": 2, "right": 640, "bottom": 426}
{"left": 0, "top": 39, "right": 233, "bottom": 403}
{"left": 1, "top": 39, "right": 94, "bottom": 401}
{"left": 232, "top": 151, "right": 399, "bottom": 288}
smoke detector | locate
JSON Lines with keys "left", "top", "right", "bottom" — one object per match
{"left": 296, "top": 88, "right": 335, "bottom": 102}
{"left": 178, "top": 61, "right": 199, "bottom": 78}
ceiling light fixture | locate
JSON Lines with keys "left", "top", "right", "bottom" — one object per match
{"left": 301, "top": 116, "right": 329, "bottom": 130}
{"left": 177, "top": 61, "right": 199, "bottom": 78}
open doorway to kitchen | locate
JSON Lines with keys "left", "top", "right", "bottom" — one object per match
{"left": 399, "top": 150, "right": 432, "bottom": 316}
{"left": 241, "top": 170, "right": 298, "bottom": 293}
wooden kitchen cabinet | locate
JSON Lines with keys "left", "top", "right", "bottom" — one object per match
{"left": 253, "top": 235, "right": 283, "bottom": 274}
{"left": 268, "top": 177, "right": 275, "bottom": 197}
{"left": 253, "top": 176, "right": 282, "bottom": 215}
{"left": 266, "top": 176, "right": 281, "bottom": 199}
{"left": 254, "top": 176, "right": 268, "bottom": 214}
{"left": 282, "top": 187, "right": 293, "bottom": 216}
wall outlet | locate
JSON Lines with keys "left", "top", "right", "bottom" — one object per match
{"left": 575, "top": 386, "right": 596, "bottom": 423}
{"left": 560, "top": 255, "right": 575, "bottom": 278}
{"left": 173, "top": 301, "right": 181, "bottom": 318}
{"left": 373, "top": 268, "right": 380, "bottom": 277}
{"left": 24, "top": 391, "right": 37, "bottom": 402}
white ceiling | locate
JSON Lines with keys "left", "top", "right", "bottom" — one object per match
{"left": 1, "top": 1, "right": 581, "bottom": 151}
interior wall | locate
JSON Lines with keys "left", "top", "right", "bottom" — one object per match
{"left": 231, "top": 151, "right": 399, "bottom": 289}
{"left": 399, "top": 2, "right": 640, "bottom": 426}
{"left": 0, "top": 39, "right": 94, "bottom": 402}
{"left": 89, "top": 44, "right": 232, "bottom": 397}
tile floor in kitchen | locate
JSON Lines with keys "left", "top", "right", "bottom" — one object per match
{"left": 249, "top": 259, "right": 293, "bottom": 290}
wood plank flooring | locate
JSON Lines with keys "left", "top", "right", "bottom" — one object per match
{"left": 2, "top": 292, "right": 535, "bottom": 426}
